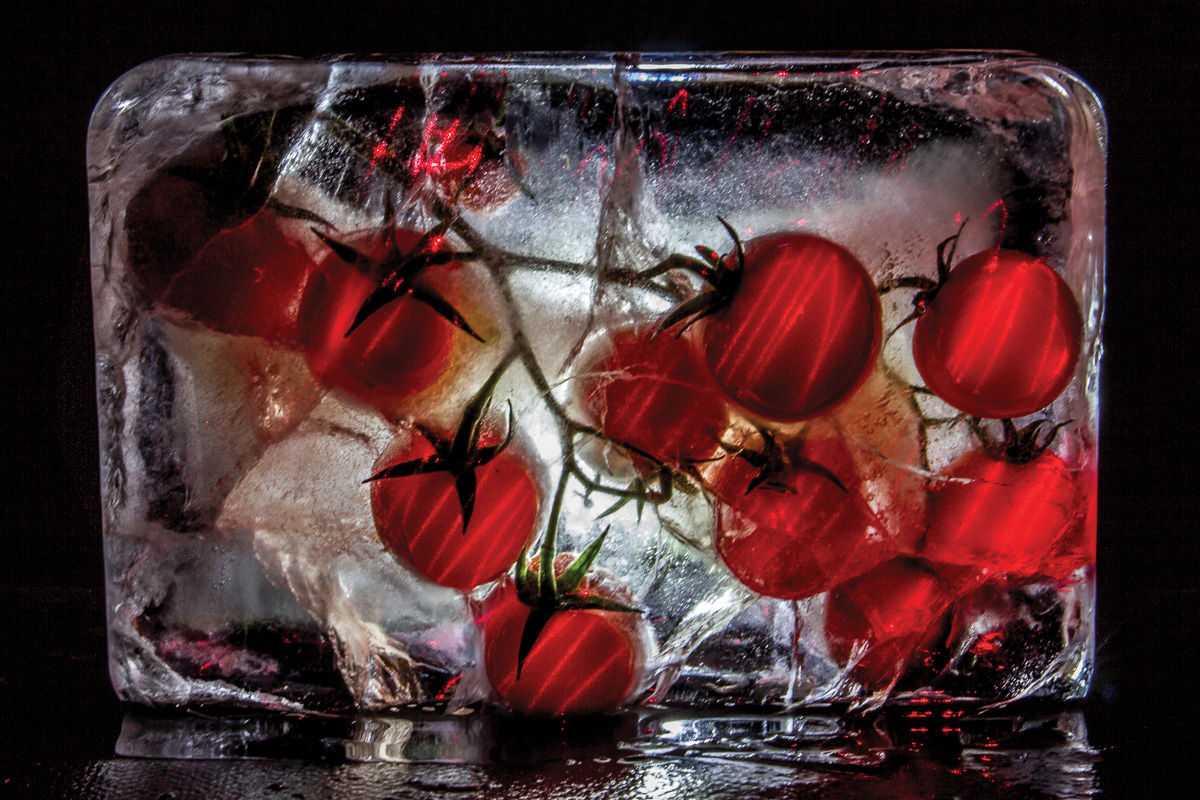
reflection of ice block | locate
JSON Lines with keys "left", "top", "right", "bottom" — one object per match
{"left": 90, "top": 53, "right": 1103, "bottom": 725}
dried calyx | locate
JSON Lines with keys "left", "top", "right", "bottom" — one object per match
{"left": 640, "top": 217, "right": 744, "bottom": 338}
{"left": 719, "top": 426, "right": 848, "bottom": 495}
{"left": 311, "top": 216, "right": 483, "bottom": 341}
{"left": 877, "top": 220, "right": 966, "bottom": 334}
{"left": 969, "top": 417, "right": 1072, "bottom": 464}
{"left": 364, "top": 354, "right": 516, "bottom": 532}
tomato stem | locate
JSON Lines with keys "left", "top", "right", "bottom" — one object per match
{"left": 539, "top": 470, "right": 569, "bottom": 602}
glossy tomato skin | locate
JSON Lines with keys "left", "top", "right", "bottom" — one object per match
{"left": 825, "top": 558, "right": 954, "bottom": 690}
{"left": 711, "top": 435, "right": 894, "bottom": 600}
{"left": 159, "top": 210, "right": 317, "bottom": 344}
{"left": 370, "top": 433, "right": 539, "bottom": 591}
{"left": 921, "top": 450, "right": 1083, "bottom": 580}
{"left": 912, "top": 249, "right": 1083, "bottom": 419}
{"left": 702, "top": 234, "right": 881, "bottom": 421}
{"left": 481, "top": 558, "right": 647, "bottom": 717}
{"left": 297, "top": 230, "right": 467, "bottom": 416}
{"left": 582, "top": 327, "right": 727, "bottom": 469}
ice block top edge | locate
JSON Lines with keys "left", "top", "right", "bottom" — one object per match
{"left": 92, "top": 50, "right": 1067, "bottom": 91}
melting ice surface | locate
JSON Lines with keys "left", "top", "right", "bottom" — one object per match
{"left": 89, "top": 54, "right": 1104, "bottom": 719}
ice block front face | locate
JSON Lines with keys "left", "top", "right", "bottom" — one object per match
{"left": 88, "top": 53, "right": 1104, "bottom": 716}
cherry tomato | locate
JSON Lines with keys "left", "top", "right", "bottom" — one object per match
{"left": 1036, "top": 463, "right": 1097, "bottom": 581}
{"left": 125, "top": 105, "right": 311, "bottom": 304}
{"left": 370, "top": 431, "right": 539, "bottom": 591}
{"left": 297, "top": 229, "right": 475, "bottom": 417}
{"left": 824, "top": 558, "right": 953, "bottom": 690}
{"left": 159, "top": 210, "right": 317, "bottom": 344}
{"left": 124, "top": 161, "right": 243, "bottom": 304}
{"left": 920, "top": 449, "right": 1084, "bottom": 579}
{"left": 711, "top": 433, "right": 894, "bottom": 600}
{"left": 581, "top": 326, "right": 728, "bottom": 469}
{"left": 912, "top": 249, "right": 1083, "bottom": 419}
{"left": 702, "top": 233, "right": 881, "bottom": 421}
{"left": 430, "top": 134, "right": 526, "bottom": 213}
{"left": 481, "top": 556, "right": 647, "bottom": 716}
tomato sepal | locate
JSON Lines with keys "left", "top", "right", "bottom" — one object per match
{"left": 969, "top": 416, "right": 1072, "bottom": 465}
{"left": 364, "top": 357, "right": 516, "bottom": 534}
{"left": 717, "top": 427, "right": 849, "bottom": 497}
{"left": 511, "top": 526, "right": 642, "bottom": 678}
{"left": 311, "top": 222, "right": 483, "bottom": 342}
{"left": 650, "top": 217, "right": 744, "bottom": 338}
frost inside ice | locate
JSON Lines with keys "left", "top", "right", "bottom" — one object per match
{"left": 89, "top": 53, "right": 1104, "bottom": 716}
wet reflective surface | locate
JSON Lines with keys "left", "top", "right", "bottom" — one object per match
{"left": 0, "top": 568, "right": 1182, "bottom": 800}
{"left": 0, "top": 587, "right": 1116, "bottom": 800}
{"left": 26, "top": 708, "right": 1105, "bottom": 799}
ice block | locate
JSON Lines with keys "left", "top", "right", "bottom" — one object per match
{"left": 88, "top": 53, "right": 1104, "bottom": 724}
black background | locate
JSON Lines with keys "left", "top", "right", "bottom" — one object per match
{"left": 3, "top": 1, "right": 1195, "bottom": 796}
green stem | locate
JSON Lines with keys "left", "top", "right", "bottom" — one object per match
{"left": 539, "top": 469, "right": 570, "bottom": 601}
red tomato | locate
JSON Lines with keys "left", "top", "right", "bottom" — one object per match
{"left": 159, "top": 210, "right": 317, "bottom": 344}
{"left": 370, "top": 432, "right": 539, "bottom": 590}
{"left": 480, "top": 556, "right": 647, "bottom": 716}
{"left": 581, "top": 326, "right": 728, "bottom": 468}
{"left": 124, "top": 161, "right": 245, "bottom": 304}
{"left": 297, "top": 229, "right": 474, "bottom": 416}
{"left": 431, "top": 136, "right": 526, "bottom": 213}
{"left": 701, "top": 233, "right": 881, "bottom": 421}
{"left": 1036, "top": 463, "right": 1097, "bottom": 581}
{"left": 415, "top": 116, "right": 525, "bottom": 214}
{"left": 912, "top": 249, "right": 1083, "bottom": 419}
{"left": 921, "top": 449, "right": 1084, "bottom": 579}
{"left": 711, "top": 434, "right": 894, "bottom": 600}
{"left": 825, "top": 558, "right": 953, "bottom": 690}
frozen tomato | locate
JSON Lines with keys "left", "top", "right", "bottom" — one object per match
{"left": 921, "top": 448, "right": 1084, "bottom": 579}
{"left": 912, "top": 248, "right": 1083, "bottom": 419}
{"left": 711, "top": 433, "right": 893, "bottom": 600}
{"left": 1036, "top": 463, "right": 1097, "bottom": 581}
{"left": 297, "top": 228, "right": 477, "bottom": 416}
{"left": 159, "top": 210, "right": 317, "bottom": 344}
{"left": 370, "top": 430, "right": 539, "bottom": 591}
{"left": 581, "top": 326, "right": 727, "bottom": 469}
{"left": 825, "top": 558, "right": 953, "bottom": 691}
{"left": 125, "top": 105, "right": 311, "bottom": 304}
{"left": 481, "top": 557, "right": 647, "bottom": 717}
{"left": 124, "top": 162, "right": 241, "bottom": 304}
{"left": 701, "top": 233, "right": 881, "bottom": 421}
{"left": 429, "top": 133, "right": 526, "bottom": 213}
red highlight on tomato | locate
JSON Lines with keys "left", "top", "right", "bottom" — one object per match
{"left": 825, "top": 558, "right": 954, "bottom": 691}
{"left": 371, "top": 431, "right": 539, "bottom": 591}
{"left": 582, "top": 326, "right": 728, "bottom": 469}
{"left": 702, "top": 233, "right": 881, "bottom": 421}
{"left": 711, "top": 433, "right": 894, "bottom": 600}
{"left": 921, "top": 449, "right": 1085, "bottom": 580}
{"left": 481, "top": 558, "right": 647, "bottom": 717}
{"left": 913, "top": 248, "right": 1083, "bottom": 419}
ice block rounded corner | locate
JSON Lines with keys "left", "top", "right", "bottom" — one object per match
{"left": 87, "top": 52, "right": 1104, "bottom": 719}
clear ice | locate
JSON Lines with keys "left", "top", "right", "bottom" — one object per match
{"left": 88, "top": 53, "right": 1105, "bottom": 717}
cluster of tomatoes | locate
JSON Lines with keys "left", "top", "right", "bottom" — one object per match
{"left": 582, "top": 222, "right": 1093, "bottom": 693}
{"left": 126, "top": 110, "right": 655, "bottom": 716}
{"left": 126, "top": 102, "right": 1094, "bottom": 713}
